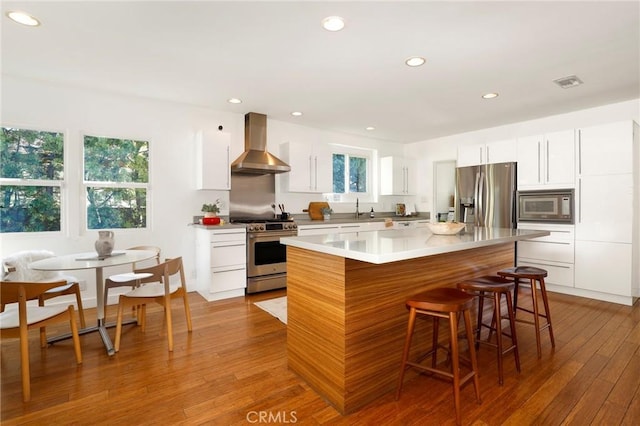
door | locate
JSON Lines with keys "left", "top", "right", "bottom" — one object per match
{"left": 482, "top": 162, "right": 516, "bottom": 228}
{"left": 455, "top": 165, "right": 480, "bottom": 223}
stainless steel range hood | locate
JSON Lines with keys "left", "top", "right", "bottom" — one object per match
{"left": 230, "top": 112, "right": 291, "bottom": 174}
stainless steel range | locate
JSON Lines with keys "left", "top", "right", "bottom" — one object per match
{"left": 232, "top": 219, "right": 297, "bottom": 294}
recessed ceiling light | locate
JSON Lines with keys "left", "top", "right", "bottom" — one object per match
{"left": 322, "top": 16, "right": 345, "bottom": 32}
{"left": 6, "top": 11, "right": 40, "bottom": 26}
{"left": 366, "top": 127, "right": 375, "bottom": 131}
{"left": 227, "top": 98, "right": 242, "bottom": 104}
{"left": 482, "top": 93, "right": 499, "bottom": 99}
{"left": 405, "top": 56, "right": 425, "bottom": 67}
{"left": 291, "top": 111, "right": 303, "bottom": 117}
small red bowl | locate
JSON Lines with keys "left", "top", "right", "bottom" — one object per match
{"left": 202, "top": 217, "right": 221, "bottom": 225}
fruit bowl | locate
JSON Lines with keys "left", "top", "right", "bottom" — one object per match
{"left": 425, "top": 222, "right": 466, "bottom": 235}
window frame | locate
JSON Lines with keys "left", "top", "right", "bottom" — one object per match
{"left": 81, "top": 132, "right": 152, "bottom": 233}
{"left": 326, "top": 144, "right": 377, "bottom": 203}
{"left": 0, "top": 124, "right": 68, "bottom": 235}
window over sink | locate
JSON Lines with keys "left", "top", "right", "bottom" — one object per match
{"left": 327, "top": 145, "right": 375, "bottom": 202}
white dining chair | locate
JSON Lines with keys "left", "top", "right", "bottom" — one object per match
{"left": 114, "top": 257, "right": 192, "bottom": 352}
{"left": 0, "top": 280, "right": 83, "bottom": 402}
{"left": 1, "top": 250, "right": 86, "bottom": 328}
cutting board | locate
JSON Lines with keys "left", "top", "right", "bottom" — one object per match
{"left": 306, "top": 202, "right": 330, "bottom": 220}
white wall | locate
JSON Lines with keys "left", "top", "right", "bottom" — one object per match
{"left": 405, "top": 99, "right": 640, "bottom": 219}
{"left": 1, "top": 75, "right": 404, "bottom": 307}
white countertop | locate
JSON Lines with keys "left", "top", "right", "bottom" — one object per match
{"left": 281, "top": 226, "right": 550, "bottom": 264}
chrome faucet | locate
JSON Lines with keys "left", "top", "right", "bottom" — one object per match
{"left": 355, "top": 198, "right": 360, "bottom": 219}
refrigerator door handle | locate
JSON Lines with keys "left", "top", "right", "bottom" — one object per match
{"left": 473, "top": 171, "right": 481, "bottom": 225}
{"left": 477, "top": 171, "right": 485, "bottom": 227}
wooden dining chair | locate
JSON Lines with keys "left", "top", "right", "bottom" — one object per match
{"left": 2, "top": 250, "right": 86, "bottom": 328}
{"left": 103, "top": 246, "right": 161, "bottom": 319}
{"left": 0, "top": 280, "right": 83, "bottom": 402}
{"left": 114, "top": 257, "right": 192, "bottom": 352}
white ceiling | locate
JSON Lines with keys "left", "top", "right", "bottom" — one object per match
{"left": 2, "top": 1, "right": 639, "bottom": 143}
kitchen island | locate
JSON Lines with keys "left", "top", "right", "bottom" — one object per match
{"left": 280, "top": 226, "right": 549, "bottom": 414}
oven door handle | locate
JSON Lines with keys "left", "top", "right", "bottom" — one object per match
{"left": 248, "top": 231, "right": 297, "bottom": 240}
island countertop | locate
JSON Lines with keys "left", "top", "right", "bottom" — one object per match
{"left": 281, "top": 226, "right": 549, "bottom": 264}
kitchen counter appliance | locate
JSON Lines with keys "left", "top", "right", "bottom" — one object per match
{"left": 231, "top": 218, "right": 297, "bottom": 294}
{"left": 456, "top": 162, "right": 517, "bottom": 228}
{"left": 517, "top": 189, "right": 574, "bottom": 223}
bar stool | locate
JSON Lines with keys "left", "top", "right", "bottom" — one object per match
{"left": 396, "top": 287, "right": 481, "bottom": 425}
{"left": 497, "top": 266, "right": 555, "bottom": 358}
{"left": 457, "top": 276, "right": 520, "bottom": 385}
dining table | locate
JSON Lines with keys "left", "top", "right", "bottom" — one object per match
{"left": 29, "top": 249, "right": 157, "bottom": 356}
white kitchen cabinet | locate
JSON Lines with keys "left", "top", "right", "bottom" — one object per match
{"left": 517, "top": 130, "right": 575, "bottom": 189}
{"left": 457, "top": 139, "right": 516, "bottom": 167}
{"left": 280, "top": 141, "right": 332, "bottom": 193}
{"left": 576, "top": 174, "right": 633, "bottom": 243}
{"left": 380, "top": 156, "right": 415, "bottom": 195}
{"left": 516, "top": 223, "right": 575, "bottom": 288}
{"left": 196, "top": 130, "right": 231, "bottom": 190}
{"left": 572, "top": 120, "right": 639, "bottom": 305}
{"left": 575, "top": 241, "right": 632, "bottom": 297}
{"left": 577, "top": 121, "right": 634, "bottom": 176}
{"left": 297, "top": 221, "right": 386, "bottom": 236}
{"left": 195, "top": 227, "right": 247, "bottom": 301}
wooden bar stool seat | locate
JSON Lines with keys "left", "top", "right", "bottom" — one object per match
{"left": 497, "top": 266, "right": 555, "bottom": 358}
{"left": 457, "top": 275, "right": 520, "bottom": 385}
{"left": 396, "top": 287, "right": 481, "bottom": 425}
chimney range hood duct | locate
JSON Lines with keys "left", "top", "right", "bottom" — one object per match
{"left": 230, "top": 112, "right": 291, "bottom": 174}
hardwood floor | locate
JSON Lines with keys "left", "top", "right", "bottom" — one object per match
{"left": 1, "top": 289, "right": 638, "bottom": 425}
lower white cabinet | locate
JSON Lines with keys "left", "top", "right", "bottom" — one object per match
{"left": 297, "top": 221, "right": 386, "bottom": 236}
{"left": 516, "top": 223, "right": 575, "bottom": 288}
{"left": 575, "top": 241, "right": 632, "bottom": 297}
{"left": 195, "top": 227, "right": 246, "bottom": 301}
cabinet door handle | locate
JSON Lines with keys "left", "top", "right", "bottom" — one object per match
{"left": 537, "top": 141, "right": 541, "bottom": 183}
{"left": 546, "top": 139, "right": 550, "bottom": 183}
{"left": 314, "top": 156, "right": 318, "bottom": 190}
{"left": 309, "top": 155, "right": 313, "bottom": 190}
{"left": 486, "top": 145, "right": 490, "bottom": 164}
{"left": 578, "top": 178, "right": 582, "bottom": 223}
{"left": 226, "top": 145, "right": 230, "bottom": 188}
{"left": 479, "top": 146, "right": 484, "bottom": 164}
{"left": 578, "top": 130, "right": 582, "bottom": 175}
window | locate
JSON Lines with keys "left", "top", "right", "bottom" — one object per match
{"left": 330, "top": 145, "right": 373, "bottom": 201}
{"left": 1, "top": 127, "right": 64, "bottom": 233}
{"left": 83, "top": 135, "right": 149, "bottom": 230}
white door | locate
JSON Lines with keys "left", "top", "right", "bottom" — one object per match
{"left": 576, "top": 174, "right": 633, "bottom": 243}
{"left": 517, "top": 135, "right": 542, "bottom": 187}
{"left": 545, "top": 130, "right": 575, "bottom": 186}
{"left": 578, "top": 121, "right": 633, "bottom": 176}
{"left": 575, "top": 241, "right": 632, "bottom": 296}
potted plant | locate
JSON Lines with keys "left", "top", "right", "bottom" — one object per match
{"left": 321, "top": 207, "right": 333, "bottom": 221}
{"left": 202, "top": 200, "right": 220, "bottom": 218}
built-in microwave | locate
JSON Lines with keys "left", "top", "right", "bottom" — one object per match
{"left": 517, "top": 189, "right": 574, "bottom": 223}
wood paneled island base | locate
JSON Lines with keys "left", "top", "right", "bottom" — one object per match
{"left": 286, "top": 242, "right": 515, "bottom": 414}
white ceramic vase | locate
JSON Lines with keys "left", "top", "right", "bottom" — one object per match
{"left": 95, "top": 230, "right": 115, "bottom": 256}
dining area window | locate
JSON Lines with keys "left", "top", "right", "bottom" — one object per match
{"left": 83, "top": 135, "right": 149, "bottom": 230}
{"left": 0, "top": 127, "right": 64, "bottom": 233}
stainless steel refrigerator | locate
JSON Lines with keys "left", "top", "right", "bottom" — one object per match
{"left": 455, "top": 162, "right": 517, "bottom": 228}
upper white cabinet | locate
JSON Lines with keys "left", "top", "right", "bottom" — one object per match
{"left": 380, "top": 156, "right": 415, "bottom": 195}
{"left": 577, "top": 121, "right": 634, "bottom": 176}
{"left": 517, "top": 130, "right": 575, "bottom": 189}
{"left": 280, "top": 141, "right": 332, "bottom": 193}
{"left": 457, "top": 139, "right": 516, "bottom": 167}
{"left": 196, "top": 130, "right": 231, "bottom": 190}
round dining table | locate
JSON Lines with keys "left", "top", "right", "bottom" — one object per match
{"left": 29, "top": 250, "right": 157, "bottom": 355}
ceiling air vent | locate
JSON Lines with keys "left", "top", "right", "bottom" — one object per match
{"left": 553, "top": 75, "right": 584, "bottom": 89}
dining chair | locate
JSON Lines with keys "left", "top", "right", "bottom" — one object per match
{"left": 0, "top": 280, "right": 83, "bottom": 402}
{"left": 103, "top": 245, "right": 161, "bottom": 319}
{"left": 114, "top": 257, "right": 192, "bottom": 352}
{"left": 1, "top": 250, "right": 86, "bottom": 328}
